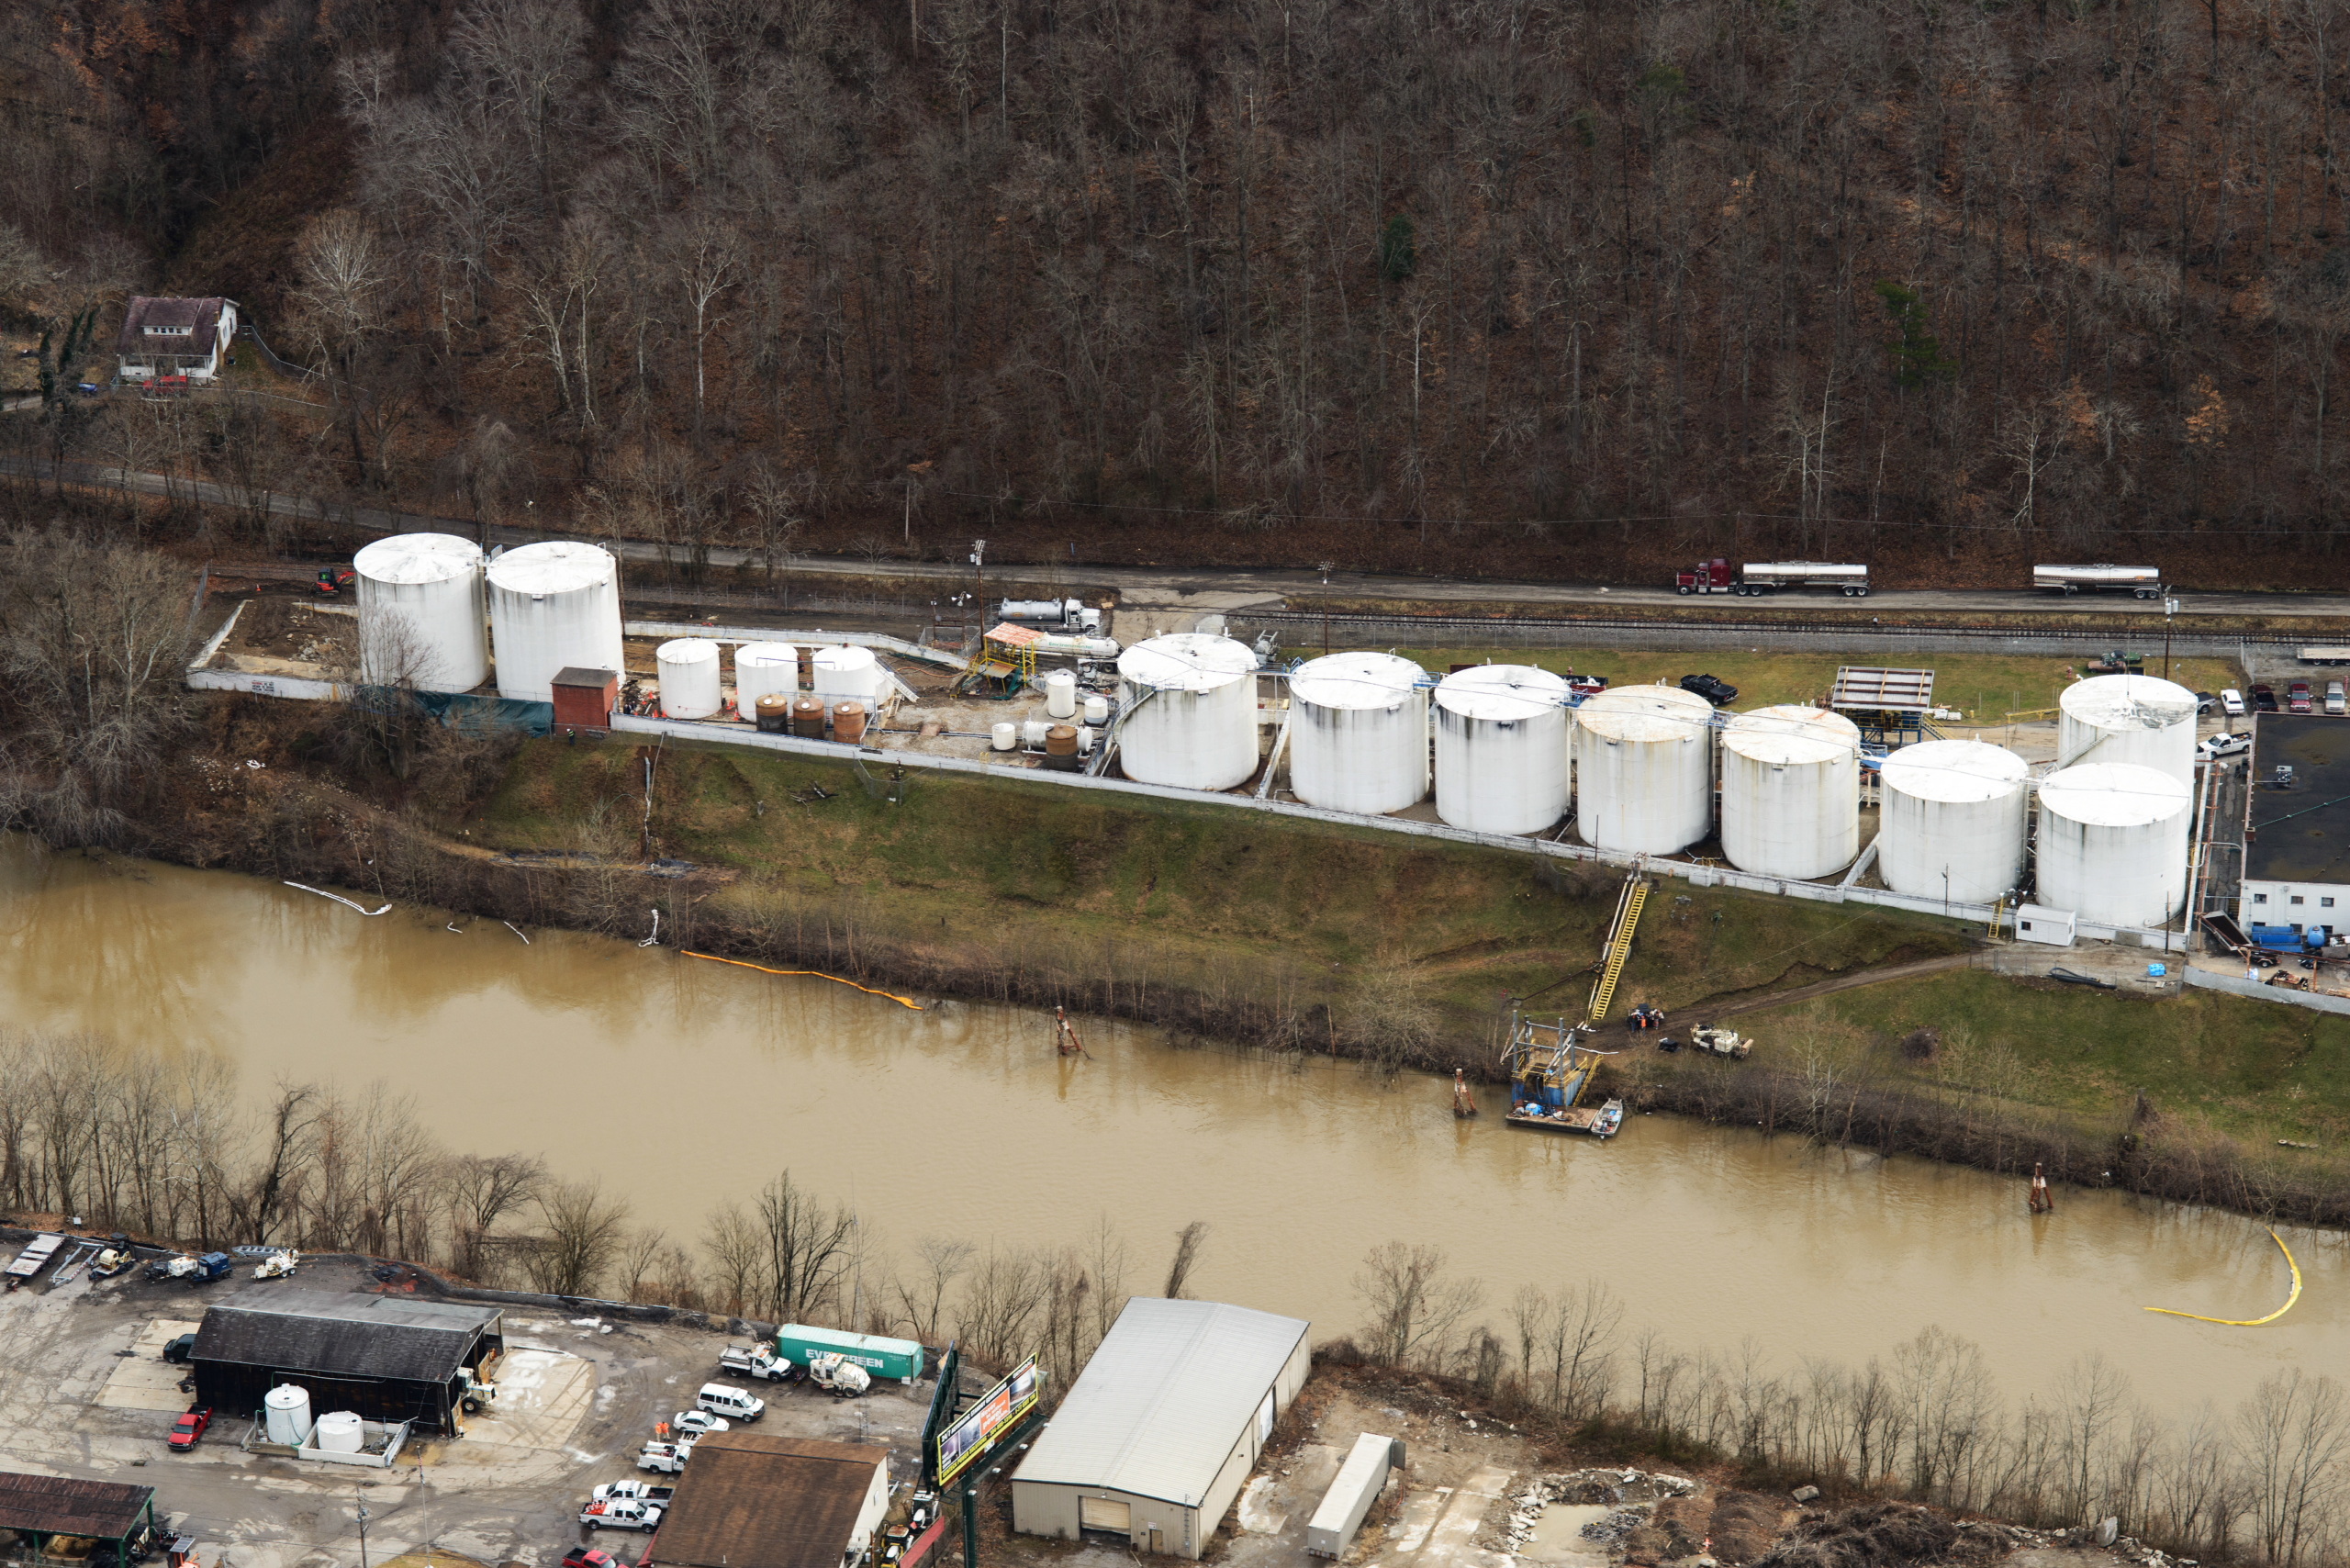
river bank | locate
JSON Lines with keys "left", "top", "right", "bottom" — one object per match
{"left": 95, "top": 690, "right": 2350, "bottom": 1228}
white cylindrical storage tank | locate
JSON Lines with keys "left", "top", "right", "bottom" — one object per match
{"left": 2057, "top": 675, "right": 2199, "bottom": 785}
{"left": 487, "top": 542, "right": 623, "bottom": 703}
{"left": 2035, "top": 762, "right": 2192, "bottom": 926}
{"left": 1045, "top": 670, "right": 1079, "bottom": 719}
{"left": 352, "top": 532, "right": 487, "bottom": 692}
{"left": 1115, "top": 633, "right": 1261, "bottom": 790}
{"left": 1432, "top": 665, "right": 1569, "bottom": 834}
{"left": 263, "top": 1384, "right": 314, "bottom": 1446}
{"left": 655, "top": 638, "right": 722, "bottom": 720}
{"left": 312, "top": 1411, "right": 364, "bottom": 1453}
{"left": 1719, "top": 706, "right": 1863, "bottom": 879}
{"left": 811, "top": 644, "right": 881, "bottom": 705}
{"left": 1879, "top": 740, "right": 2030, "bottom": 905}
{"left": 733, "top": 643, "right": 800, "bottom": 716}
{"left": 1084, "top": 694, "right": 1110, "bottom": 725}
{"left": 990, "top": 722, "right": 1017, "bottom": 752}
{"left": 1290, "top": 652, "right": 1431, "bottom": 815}
{"left": 1573, "top": 684, "right": 1716, "bottom": 854}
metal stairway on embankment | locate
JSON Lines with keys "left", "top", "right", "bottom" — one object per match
{"left": 1583, "top": 871, "right": 1650, "bottom": 1027}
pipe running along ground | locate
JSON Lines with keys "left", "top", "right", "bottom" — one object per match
{"left": 2144, "top": 1228, "right": 2303, "bottom": 1326}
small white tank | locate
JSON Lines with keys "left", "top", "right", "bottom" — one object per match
{"left": 2058, "top": 674, "right": 2199, "bottom": 785}
{"left": 1084, "top": 694, "right": 1111, "bottom": 725}
{"left": 352, "top": 532, "right": 487, "bottom": 692}
{"left": 1115, "top": 633, "right": 1262, "bottom": 790}
{"left": 1290, "top": 652, "right": 1431, "bottom": 815}
{"left": 991, "top": 722, "right": 1018, "bottom": 752}
{"left": 1078, "top": 727, "right": 1095, "bottom": 755}
{"left": 1022, "top": 720, "right": 1051, "bottom": 746}
{"left": 312, "top": 1411, "right": 364, "bottom": 1453}
{"left": 1573, "top": 685, "right": 1716, "bottom": 854}
{"left": 811, "top": 645, "right": 881, "bottom": 704}
{"left": 1045, "top": 670, "right": 1079, "bottom": 719}
{"left": 1719, "top": 707, "right": 1863, "bottom": 879}
{"left": 1432, "top": 665, "right": 1569, "bottom": 834}
{"left": 2035, "top": 762, "right": 2193, "bottom": 927}
{"left": 655, "top": 639, "right": 722, "bottom": 720}
{"left": 1878, "top": 740, "right": 2030, "bottom": 904}
{"left": 263, "top": 1384, "right": 314, "bottom": 1446}
{"left": 733, "top": 643, "right": 800, "bottom": 716}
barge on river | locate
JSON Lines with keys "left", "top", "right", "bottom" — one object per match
{"left": 1502, "top": 1014, "right": 1623, "bottom": 1138}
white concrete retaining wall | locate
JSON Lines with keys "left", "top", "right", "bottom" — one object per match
{"left": 2183, "top": 967, "right": 2350, "bottom": 1014}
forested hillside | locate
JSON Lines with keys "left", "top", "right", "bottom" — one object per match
{"left": 2, "top": 0, "right": 2344, "bottom": 580}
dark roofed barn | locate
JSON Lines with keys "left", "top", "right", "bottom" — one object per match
{"left": 191, "top": 1289, "right": 503, "bottom": 1434}
{"left": 648, "top": 1434, "right": 892, "bottom": 1568}
{"left": 0, "top": 1472, "right": 157, "bottom": 1562}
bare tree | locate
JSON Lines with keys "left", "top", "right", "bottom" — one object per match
{"left": 1163, "top": 1219, "right": 1210, "bottom": 1298}
{"left": 2239, "top": 1370, "right": 2350, "bottom": 1568}
{"left": 525, "top": 1178, "right": 631, "bottom": 1298}
{"left": 449, "top": 1152, "right": 546, "bottom": 1277}
{"left": 1353, "top": 1241, "right": 1485, "bottom": 1371}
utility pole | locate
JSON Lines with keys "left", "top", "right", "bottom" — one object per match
{"left": 969, "top": 539, "right": 988, "bottom": 640}
{"left": 2163, "top": 596, "right": 2180, "bottom": 682}
{"left": 355, "top": 1491, "right": 372, "bottom": 1568}
{"left": 1318, "top": 561, "right": 1334, "bottom": 655}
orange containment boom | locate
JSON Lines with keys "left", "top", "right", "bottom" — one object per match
{"left": 682, "top": 950, "right": 925, "bottom": 1011}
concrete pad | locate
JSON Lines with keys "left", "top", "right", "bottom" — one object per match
{"left": 457, "top": 1349, "right": 593, "bottom": 1452}
{"left": 1386, "top": 1490, "right": 1450, "bottom": 1555}
{"left": 95, "top": 1319, "right": 202, "bottom": 1412}
{"left": 1238, "top": 1475, "right": 1289, "bottom": 1535}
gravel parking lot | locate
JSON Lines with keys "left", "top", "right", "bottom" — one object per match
{"left": 0, "top": 1257, "right": 931, "bottom": 1568}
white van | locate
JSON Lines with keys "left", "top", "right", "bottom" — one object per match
{"left": 697, "top": 1383, "right": 767, "bottom": 1423}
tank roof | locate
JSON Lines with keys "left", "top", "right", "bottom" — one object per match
{"left": 657, "top": 638, "right": 720, "bottom": 662}
{"left": 2060, "top": 674, "right": 2198, "bottom": 730}
{"left": 2038, "top": 762, "right": 2191, "bottom": 826}
{"left": 1575, "top": 683, "right": 1713, "bottom": 743}
{"left": 1722, "top": 706, "right": 1861, "bottom": 767}
{"left": 812, "top": 644, "right": 875, "bottom": 666}
{"left": 1433, "top": 664, "right": 1567, "bottom": 722}
{"left": 486, "top": 540, "right": 614, "bottom": 595}
{"left": 354, "top": 532, "right": 481, "bottom": 586}
{"left": 736, "top": 642, "right": 800, "bottom": 665}
{"left": 1290, "top": 651, "right": 1427, "bottom": 711}
{"left": 1880, "top": 739, "right": 2029, "bottom": 803}
{"left": 1118, "top": 633, "right": 1259, "bottom": 693}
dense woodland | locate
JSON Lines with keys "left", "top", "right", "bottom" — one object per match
{"left": 5, "top": 0, "right": 2350, "bottom": 580}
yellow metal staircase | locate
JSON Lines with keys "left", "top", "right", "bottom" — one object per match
{"left": 1584, "top": 873, "right": 1650, "bottom": 1027}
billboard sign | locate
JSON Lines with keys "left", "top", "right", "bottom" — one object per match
{"left": 934, "top": 1357, "right": 1044, "bottom": 1487}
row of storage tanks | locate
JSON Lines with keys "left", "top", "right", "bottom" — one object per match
{"left": 1119, "top": 635, "right": 2202, "bottom": 929}
{"left": 351, "top": 532, "right": 890, "bottom": 719}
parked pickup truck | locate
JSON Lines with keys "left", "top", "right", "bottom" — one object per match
{"left": 636, "top": 1440, "right": 694, "bottom": 1474}
{"left": 579, "top": 1499, "right": 665, "bottom": 1532}
{"left": 590, "top": 1483, "right": 674, "bottom": 1506}
{"left": 718, "top": 1344, "right": 805, "bottom": 1383}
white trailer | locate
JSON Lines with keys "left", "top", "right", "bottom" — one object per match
{"left": 1738, "top": 561, "right": 1871, "bottom": 598}
{"left": 1306, "top": 1433, "right": 1402, "bottom": 1559}
{"left": 2300, "top": 646, "right": 2350, "bottom": 666}
{"left": 2033, "top": 563, "right": 2165, "bottom": 598}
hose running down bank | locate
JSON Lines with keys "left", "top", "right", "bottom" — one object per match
{"left": 683, "top": 950, "right": 925, "bottom": 1011}
{"left": 2145, "top": 1229, "right": 2303, "bottom": 1326}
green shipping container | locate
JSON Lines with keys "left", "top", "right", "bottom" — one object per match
{"left": 775, "top": 1324, "right": 926, "bottom": 1383}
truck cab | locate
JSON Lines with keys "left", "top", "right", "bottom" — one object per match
{"left": 1674, "top": 558, "right": 1737, "bottom": 595}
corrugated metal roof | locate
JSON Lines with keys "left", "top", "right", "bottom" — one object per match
{"left": 652, "top": 1435, "right": 885, "bottom": 1568}
{"left": 1012, "top": 1298, "right": 1309, "bottom": 1507}
{"left": 1829, "top": 666, "right": 1936, "bottom": 712}
{"left": 0, "top": 1472, "right": 153, "bottom": 1539}
{"left": 193, "top": 1288, "right": 500, "bottom": 1383}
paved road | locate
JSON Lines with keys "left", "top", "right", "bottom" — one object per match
{"left": 9, "top": 454, "right": 2349, "bottom": 622}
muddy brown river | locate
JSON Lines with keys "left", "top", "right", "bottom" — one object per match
{"left": 0, "top": 837, "right": 2333, "bottom": 1412}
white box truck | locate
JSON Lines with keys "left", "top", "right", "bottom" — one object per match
{"left": 1306, "top": 1432, "right": 1403, "bottom": 1559}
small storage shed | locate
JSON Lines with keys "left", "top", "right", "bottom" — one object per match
{"left": 550, "top": 666, "right": 619, "bottom": 735}
{"left": 0, "top": 1473, "right": 156, "bottom": 1562}
{"left": 190, "top": 1288, "right": 503, "bottom": 1433}
{"left": 1011, "top": 1299, "right": 1311, "bottom": 1559}
{"left": 646, "top": 1434, "right": 891, "bottom": 1568}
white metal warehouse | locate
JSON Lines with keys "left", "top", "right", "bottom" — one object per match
{"left": 1011, "top": 1298, "right": 1312, "bottom": 1559}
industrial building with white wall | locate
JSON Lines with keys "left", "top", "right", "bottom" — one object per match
{"left": 2242, "top": 715, "right": 2350, "bottom": 931}
{"left": 1012, "top": 1298, "right": 1311, "bottom": 1559}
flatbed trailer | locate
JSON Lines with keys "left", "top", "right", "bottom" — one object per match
{"left": 4, "top": 1234, "right": 64, "bottom": 1282}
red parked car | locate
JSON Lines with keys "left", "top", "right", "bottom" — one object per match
{"left": 2290, "top": 681, "right": 2314, "bottom": 713}
{"left": 563, "top": 1551, "right": 623, "bottom": 1568}
{"left": 167, "top": 1407, "right": 212, "bottom": 1451}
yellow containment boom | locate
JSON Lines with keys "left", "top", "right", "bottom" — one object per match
{"left": 2145, "top": 1229, "right": 2302, "bottom": 1326}
{"left": 683, "top": 950, "right": 926, "bottom": 1011}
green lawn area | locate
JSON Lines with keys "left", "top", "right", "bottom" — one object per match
{"left": 1729, "top": 969, "right": 2350, "bottom": 1146}
{"left": 1389, "top": 646, "right": 2239, "bottom": 723}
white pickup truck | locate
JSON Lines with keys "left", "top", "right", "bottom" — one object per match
{"left": 580, "top": 1499, "right": 665, "bottom": 1532}
{"left": 636, "top": 1440, "right": 694, "bottom": 1474}
{"left": 591, "top": 1483, "right": 675, "bottom": 1506}
{"left": 718, "top": 1344, "right": 802, "bottom": 1382}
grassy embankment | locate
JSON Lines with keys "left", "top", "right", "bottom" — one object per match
{"left": 1392, "top": 646, "right": 2240, "bottom": 722}
{"left": 466, "top": 736, "right": 1970, "bottom": 1059}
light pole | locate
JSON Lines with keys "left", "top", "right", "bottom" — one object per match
{"left": 355, "top": 1491, "right": 372, "bottom": 1568}
{"left": 969, "top": 540, "right": 988, "bottom": 636}
{"left": 1318, "top": 561, "right": 1335, "bottom": 655}
{"left": 2163, "top": 597, "right": 2180, "bottom": 682}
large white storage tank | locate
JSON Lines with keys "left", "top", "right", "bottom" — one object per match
{"left": 1879, "top": 740, "right": 2030, "bottom": 905}
{"left": 2035, "top": 762, "right": 2192, "bottom": 927}
{"left": 1573, "top": 684, "right": 1715, "bottom": 854}
{"left": 655, "top": 638, "right": 722, "bottom": 720}
{"left": 733, "top": 643, "right": 799, "bottom": 715}
{"left": 1719, "top": 707, "right": 1863, "bottom": 879}
{"left": 2057, "top": 674, "right": 2198, "bottom": 785}
{"left": 1432, "top": 666, "right": 1569, "bottom": 834}
{"left": 263, "top": 1384, "right": 314, "bottom": 1446}
{"left": 352, "top": 532, "right": 487, "bottom": 691}
{"left": 487, "top": 542, "right": 623, "bottom": 703}
{"left": 1289, "top": 652, "right": 1429, "bottom": 814}
{"left": 1116, "top": 633, "right": 1261, "bottom": 790}
{"left": 811, "top": 644, "right": 882, "bottom": 704}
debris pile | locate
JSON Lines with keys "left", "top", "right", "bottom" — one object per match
{"left": 1505, "top": 1469, "right": 1700, "bottom": 1557}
